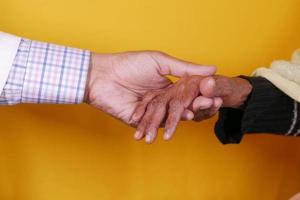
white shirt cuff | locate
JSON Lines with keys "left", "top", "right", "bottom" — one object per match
{"left": 0, "top": 32, "right": 21, "bottom": 94}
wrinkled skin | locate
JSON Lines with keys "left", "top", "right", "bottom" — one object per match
{"left": 84, "top": 51, "right": 216, "bottom": 126}
{"left": 132, "top": 75, "right": 253, "bottom": 144}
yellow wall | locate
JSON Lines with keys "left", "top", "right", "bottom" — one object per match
{"left": 1, "top": 0, "right": 300, "bottom": 199}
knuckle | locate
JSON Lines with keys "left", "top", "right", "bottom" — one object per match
{"left": 129, "top": 121, "right": 138, "bottom": 128}
{"left": 169, "top": 99, "right": 182, "bottom": 109}
{"left": 147, "top": 123, "right": 159, "bottom": 131}
{"left": 148, "top": 98, "right": 157, "bottom": 108}
{"left": 193, "top": 113, "right": 204, "bottom": 121}
{"left": 150, "top": 97, "right": 166, "bottom": 107}
{"left": 194, "top": 109, "right": 213, "bottom": 121}
{"left": 138, "top": 120, "right": 148, "bottom": 130}
{"left": 177, "top": 84, "right": 186, "bottom": 93}
{"left": 168, "top": 99, "right": 184, "bottom": 119}
{"left": 165, "top": 119, "right": 173, "bottom": 127}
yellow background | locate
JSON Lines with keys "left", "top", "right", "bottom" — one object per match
{"left": 1, "top": 0, "right": 300, "bottom": 199}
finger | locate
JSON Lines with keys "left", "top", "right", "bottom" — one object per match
{"left": 199, "top": 77, "right": 217, "bottom": 98}
{"left": 175, "top": 76, "right": 204, "bottom": 120}
{"left": 194, "top": 97, "right": 223, "bottom": 122}
{"left": 211, "top": 97, "right": 223, "bottom": 114}
{"left": 181, "top": 109, "right": 194, "bottom": 121}
{"left": 163, "top": 78, "right": 203, "bottom": 140}
{"left": 206, "top": 97, "right": 222, "bottom": 117}
{"left": 190, "top": 96, "right": 214, "bottom": 113}
{"left": 130, "top": 91, "right": 160, "bottom": 126}
{"left": 200, "top": 76, "right": 231, "bottom": 98}
{"left": 163, "top": 100, "right": 185, "bottom": 141}
{"left": 134, "top": 107, "right": 154, "bottom": 141}
{"left": 180, "top": 76, "right": 203, "bottom": 107}
{"left": 153, "top": 52, "right": 216, "bottom": 77}
{"left": 144, "top": 99, "right": 168, "bottom": 144}
{"left": 194, "top": 97, "right": 222, "bottom": 121}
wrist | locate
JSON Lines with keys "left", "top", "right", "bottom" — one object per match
{"left": 212, "top": 75, "right": 252, "bottom": 108}
{"left": 231, "top": 77, "right": 253, "bottom": 108}
{"left": 83, "top": 52, "right": 118, "bottom": 105}
{"left": 84, "top": 52, "right": 98, "bottom": 103}
{"left": 84, "top": 57, "right": 92, "bottom": 103}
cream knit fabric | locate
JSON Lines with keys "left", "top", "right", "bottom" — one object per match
{"left": 252, "top": 49, "right": 300, "bottom": 102}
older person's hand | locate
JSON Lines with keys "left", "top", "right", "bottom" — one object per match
{"left": 132, "top": 75, "right": 252, "bottom": 143}
{"left": 84, "top": 51, "right": 216, "bottom": 126}
{"left": 131, "top": 75, "right": 221, "bottom": 143}
{"left": 192, "top": 75, "right": 252, "bottom": 120}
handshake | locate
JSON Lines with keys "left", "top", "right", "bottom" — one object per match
{"left": 85, "top": 51, "right": 252, "bottom": 144}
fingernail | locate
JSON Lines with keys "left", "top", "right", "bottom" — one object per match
{"left": 163, "top": 131, "right": 171, "bottom": 141}
{"left": 134, "top": 131, "right": 141, "bottom": 140}
{"left": 207, "top": 77, "right": 215, "bottom": 87}
{"left": 215, "top": 98, "right": 223, "bottom": 108}
{"left": 187, "top": 112, "right": 194, "bottom": 120}
{"left": 145, "top": 132, "right": 153, "bottom": 143}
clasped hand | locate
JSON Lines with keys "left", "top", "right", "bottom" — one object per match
{"left": 131, "top": 75, "right": 252, "bottom": 143}
{"left": 84, "top": 51, "right": 252, "bottom": 144}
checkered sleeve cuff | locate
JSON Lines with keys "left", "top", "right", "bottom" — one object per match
{"left": 0, "top": 38, "right": 91, "bottom": 105}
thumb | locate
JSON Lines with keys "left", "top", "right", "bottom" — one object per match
{"left": 200, "top": 77, "right": 217, "bottom": 98}
{"left": 200, "top": 76, "right": 233, "bottom": 98}
{"left": 153, "top": 51, "right": 216, "bottom": 77}
{"left": 199, "top": 76, "right": 224, "bottom": 98}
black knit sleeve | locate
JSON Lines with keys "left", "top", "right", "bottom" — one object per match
{"left": 214, "top": 76, "right": 300, "bottom": 144}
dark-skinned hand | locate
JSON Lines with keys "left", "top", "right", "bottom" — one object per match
{"left": 130, "top": 75, "right": 252, "bottom": 144}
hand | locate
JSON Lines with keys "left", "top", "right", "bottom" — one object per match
{"left": 133, "top": 76, "right": 222, "bottom": 143}
{"left": 84, "top": 51, "right": 216, "bottom": 126}
{"left": 132, "top": 75, "right": 252, "bottom": 144}
{"left": 191, "top": 75, "right": 253, "bottom": 121}
{"left": 132, "top": 75, "right": 222, "bottom": 143}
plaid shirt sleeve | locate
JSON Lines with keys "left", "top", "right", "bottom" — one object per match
{"left": 0, "top": 38, "right": 90, "bottom": 105}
